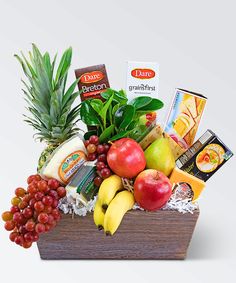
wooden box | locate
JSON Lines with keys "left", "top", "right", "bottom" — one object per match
{"left": 37, "top": 209, "right": 199, "bottom": 260}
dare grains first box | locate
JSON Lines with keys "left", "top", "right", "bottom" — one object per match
{"left": 126, "top": 61, "right": 160, "bottom": 127}
{"left": 126, "top": 61, "right": 159, "bottom": 99}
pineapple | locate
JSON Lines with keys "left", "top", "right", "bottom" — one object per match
{"left": 15, "top": 44, "right": 81, "bottom": 171}
{"left": 37, "top": 144, "right": 57, "bottom": 172}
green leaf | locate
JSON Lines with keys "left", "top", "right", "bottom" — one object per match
{"left": 32, "top": 43, "right": 44, "bottom": 61}
{"left": 129, "top": 124, "right": 153, "bottom": 142}
{"left": 137, "top": 98, "right": 164, "bottom": 112}
{"left": 50, "top": 90, "right": 61, "bottom": 124}
{"left": 29, "top": 44, "right": 52, "bottom": 108}
{"left": 99, "top": 125, "right": 115, "bottom": 143}
{"left": 118, "top": 89, "right": 127, "bottom": 98}
{"left": 101, "top": 88, "right": 127, "bottom": 104}
{"left": 14, "top": 54, "right": 32, "bottom": 79}
{"left": 109, "top": 131, "right": 130, "bottom": 141}
{"left": 90, "top": 99, "right": 103, "bottom": 113}
{"left": 43, "top": 52, "right": 52, "bottom": 81}
{"left": 21, "top": 51, "right": 37, "bottom": 78}
{"left": 63, "top": 91, "right": 80, "bottom": 111}
{"left": 129, "top": 96, "right": 152, "bottom": 109}
{"left": 62, "top": 79, "right": 79, "bottom": 108}
{"left": 99, "top": 94, "right": 114, "bottom": 127}
{"left": 113, "top": 90, "right": 128, "bottom": 104}
{"left": 114, "top": 105, "right": 125, "bottom": 127}
{"left": 126, "top": 120, "right": 137, "bottom": 130}
{"left": 114, "top": 105, "right": 135, "bottom": 129}
{"left": 101, "top": 88, "right": 114, "bottom": 100}
{"left": 40, "top": 113, "right": 52, "bottom": 129}
{"left": 51, "top": 54, "right": 57, "bottom": 89}
{"left": 108, "top": 103, "right": 113, "bottom": 124}
{"left": 55, "top": 47, "right": 72, "bottom": 84}
{"left": 80, "top": 101, "right": 102, "bottom": 127}
{"left": 66, "top": 105, "right": 81, "bottom": 125}
{"left": 120, "top": 105, "right": 135, "bottom": 129}
{"left": 112, "top": 103, "right": 120, "bottom": 115}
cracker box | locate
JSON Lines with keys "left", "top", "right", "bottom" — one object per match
{"left": 176, "top": 129, "right": 233, "bottom": 182}
{"left": 164, "top": 88, "right": 207, "bottom": 149}
{"left": 126, "top": 61, "right": 160, "bottom": 130}
{"left": 75, "top": 64, "right": 110, "bottom": 101}
{"left": 126, "top": 61, "right": 159, "bottom": 99}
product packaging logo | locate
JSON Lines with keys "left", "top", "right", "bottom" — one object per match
{"left": 131, "top": 68, "right": 155, "bottom": 79}
{"left": 81, "top": 71, "right": 104, "bottom": 84}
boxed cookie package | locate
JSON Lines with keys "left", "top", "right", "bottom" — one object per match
{"left": 126, "top": 61, "right": 160, "bottom": 132}
{"left": 165, "top": 88, "right": 207, "bottom": 149}
{"left": 75, "top": 64, "right": 110, "bottom": 101}
{"left": 176, "top": 129, "right": 233, "bottom": 182}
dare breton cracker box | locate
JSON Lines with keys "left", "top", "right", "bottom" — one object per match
{"left": 75, "top": 64, "right": 110, "bottom": 101}
{"left": 165, "top": 88, "right": 207, "bottom": 149}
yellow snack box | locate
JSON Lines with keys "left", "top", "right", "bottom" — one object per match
{"left": 165, "top": 88, "right": 207, "bottom": 150}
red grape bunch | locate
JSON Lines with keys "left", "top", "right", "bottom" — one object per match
{"left": 2, "top": 174, "right": 66, "bottom": 249}
{"left": 84, "top": 135, "right": 112, "bottom": 187}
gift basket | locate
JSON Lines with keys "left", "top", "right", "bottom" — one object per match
{"left": 2, "top": 45, "right": 233, "bottom": 259}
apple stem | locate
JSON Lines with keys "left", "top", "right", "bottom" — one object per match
{"left": 155, "top": 171, "right": 160, "bottom": 180}
{"left": 108, "top": 141, "right": 113, "bottom": 145}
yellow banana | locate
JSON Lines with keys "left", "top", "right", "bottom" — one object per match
{"left": 98, "top": 175, "right": 123, "bottom": 209}
{"left": 104, "top": 190, "right": 135, "bottom": 236}
{"left": 93, "top": 200, "right": 105, "bottom": 230}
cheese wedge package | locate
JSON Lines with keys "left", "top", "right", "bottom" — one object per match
{"left": 41, "top": 135, "right": 87, "bottom": 184}
{"left": 170, "top": 167, "right": 205, "bottom": 202}
{"left": 66, "top": 162, "right": 98, "bottom": 205}
{"left": 164, "top": 88, "right": 207, "bottom": 150}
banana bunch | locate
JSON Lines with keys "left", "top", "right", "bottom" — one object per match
{"left": 93, "top": 175, "right": 135, "bottom": 235}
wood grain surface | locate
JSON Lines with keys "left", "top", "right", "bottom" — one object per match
{"left": 37, "top": 209, "right": 200, "bottom": 260}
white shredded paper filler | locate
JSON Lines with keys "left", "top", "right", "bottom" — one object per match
{"left": 59, "top": 194, "right": 97, "bottom": 217}
{"left": 59, "top": 190, "right": 198, "bottom": 217}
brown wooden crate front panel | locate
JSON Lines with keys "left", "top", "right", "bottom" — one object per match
{"left": 37, "top": 209, "right": 199, "bottom": 260}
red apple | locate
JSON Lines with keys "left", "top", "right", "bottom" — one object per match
{"left": 134, "top": 169, "right": 172, "bottom": 211}
{"left": 107, "top": 138, "right": 146, "bottom": 178}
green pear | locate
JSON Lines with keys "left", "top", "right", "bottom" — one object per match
{"left": 144, "top": 136, "right": 175, "bottom": 176}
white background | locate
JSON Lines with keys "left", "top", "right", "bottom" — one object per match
{"left": 0, "top": 0, "right": 236, "bottom": 282}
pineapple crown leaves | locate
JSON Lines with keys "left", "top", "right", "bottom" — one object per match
{"left": 14, "top": 44, "right": 81, "bottom": 145}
